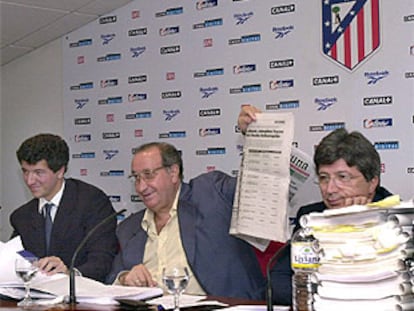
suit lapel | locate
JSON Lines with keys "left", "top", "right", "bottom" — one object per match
{"left": 49, "top": 180, "right": 76, "bottom": 251}
{"left": 121, "top": 212, "right": 147, "bottom": 266}
{"left": 25, "top": 200, "right": 48, "bottom": 257}
{"left": 177, "top": 185, "right": 197, "bottom": 265}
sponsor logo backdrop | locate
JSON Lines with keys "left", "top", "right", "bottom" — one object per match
{"left": 63, "top": 0, "right": 413, "bottom": 219}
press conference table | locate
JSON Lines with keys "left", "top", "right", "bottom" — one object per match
{"left": 0, "top": 296, "right": 267, "bottom": 310}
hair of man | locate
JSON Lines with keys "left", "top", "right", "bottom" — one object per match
{"left": 133, "top": 142, "right": 184, "bottom": 181}
{"left": 313, "top": 128, "right": 381, "bottom": 186}
{"left": 16, "top": 133, "right": 69, "bottom": 173}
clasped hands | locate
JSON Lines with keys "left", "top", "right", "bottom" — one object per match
{"left": 342, "top": 196, "right": 372, "bottom": 207}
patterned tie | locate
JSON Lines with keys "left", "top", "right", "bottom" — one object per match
{"left": 43, "top": 203, "right": 54, "bottom": 254}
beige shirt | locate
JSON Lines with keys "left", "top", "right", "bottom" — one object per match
{"left": 141, "top": 187, "right": 205, "bottom": 295}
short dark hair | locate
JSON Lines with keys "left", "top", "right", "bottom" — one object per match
{"left": 133, "top": 142, "right": 184, "bottom": 180}
{"left": 314, "top": 128, "right": 381, "bottom": 183}
{"left": 16, "top": 134, "right": 69, "bottom": 173}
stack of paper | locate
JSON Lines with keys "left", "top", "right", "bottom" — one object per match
{"left": 300, "top": 199, "right": 414, "bottom": 311}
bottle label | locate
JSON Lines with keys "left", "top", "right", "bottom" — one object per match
{"left": 291, "top": 241, "right": 320, "bottom": 269}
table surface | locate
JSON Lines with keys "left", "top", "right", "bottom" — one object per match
{"left": 0, "top": 296, "right": 266, "bottom": 310}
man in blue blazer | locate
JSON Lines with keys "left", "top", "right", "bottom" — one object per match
{"left": 106, "top": 142, "right": 265, "bottom": 299}
{"left": 10, "top": 134, "right": 118, "bottom": 282}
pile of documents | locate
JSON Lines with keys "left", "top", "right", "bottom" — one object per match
{"left": 299, "top": 198, "right": 414, "bottom": 311}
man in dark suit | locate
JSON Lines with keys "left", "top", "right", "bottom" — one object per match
{"left": 106, "top": 142, "right": 265, "bottom": 300}
{"left": 10, "top": 133, "right": 118, "bottom": 282}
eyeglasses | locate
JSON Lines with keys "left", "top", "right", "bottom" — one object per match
{"left": 317, "top": 172, "right": 363, "bottom": 187}
{"left": 128, "top": 166, "right": 167, "bottom": 184}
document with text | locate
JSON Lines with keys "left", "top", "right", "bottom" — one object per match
{"left": 287, "top": 146, "right": 320, "bottom": 235}
{"left": 230, "top": 112, "right": 294, "bottom": 250}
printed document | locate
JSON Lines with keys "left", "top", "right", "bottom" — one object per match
{"left": 231, "top": 112, "right": 294, "bottom": 250}
{"left": 287, "top": 147, "right": 320, "bottom": 234}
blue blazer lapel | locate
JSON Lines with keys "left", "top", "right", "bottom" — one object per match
{"left": 121, "top": 212, "right": 147, "bottom": 266}
{"left": 177, "top": 186, "right": 197, "bottom": 266}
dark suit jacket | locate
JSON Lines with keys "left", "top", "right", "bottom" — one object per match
{"left": 270, "top": 186, "right": 393, "bottom": 306}
{"left": 106, "top": 170, "right": 265, "bottom": 300}
{"left": 10, "top": 178, "right": 118, "bottom": 282}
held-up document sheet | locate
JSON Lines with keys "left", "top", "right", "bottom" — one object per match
{"left": 230, "top": 112, "right": 294, "bottom": 251}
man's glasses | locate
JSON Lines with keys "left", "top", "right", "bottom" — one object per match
{"left": 317, "top": 172, "right": 363, "bottom": 187}
{"left": 128, "top": 166, "right": 167, "bottom": 184}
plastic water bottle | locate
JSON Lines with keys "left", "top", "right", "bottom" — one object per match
{"left": 291, "top": 227, "right": 320, "bottom": 311}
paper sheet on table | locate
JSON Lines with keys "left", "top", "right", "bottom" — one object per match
{"left": 0, "top": 236, "right": 68, "bottom": 291}
{"left": 215, "top": 305, "right": 290, "bottom": 311}
{"left": 0, "top": 237, "right": 162, "bottom": 304}
{"left": 1, "top": 272, "right": 162, "bottom": 304}
{"left": 33, "top": 275, "right": 163, "bottom": 304}
{"left": 0, "top": 287, "right": 56, "bottom": 300}
{"left": 0, "top": 236, "right": 25, "bottom": 283}
{"left": 231, "top": 112, "right": 294, "bottom": 250}
{"left": 148, "top": 294, "right": 228, "bottom": 309}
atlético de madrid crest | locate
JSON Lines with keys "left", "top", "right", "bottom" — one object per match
{"left": 322, "top": 0, "right": 381, "bottom": 71}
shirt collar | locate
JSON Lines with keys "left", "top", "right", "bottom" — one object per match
{"left": 142, "top": 184, "right": 181, "bottom": 232}
{"left": 38, "top": 179, "right": 66, "bottom": 213}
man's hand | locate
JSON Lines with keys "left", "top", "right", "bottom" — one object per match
{"left": 343, "top": 196, "right": 372, "bottom": 207}
{"left": 119, "top": 264, "right": 157, "bottom": 287}
{"left": 37, "top": 256, "right": 68, "bottom": 275}
{"left": 238, "top": 105, "right": 261, "bottom": 134}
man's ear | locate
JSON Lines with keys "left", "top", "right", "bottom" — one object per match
{"left": 56, "top": 166, "right": 66, "bottom": 179}
{"left": 169, "top": 164, "right": 180, "bottom": 182}
{"left": 368, "top": 176, "right": 379, "bottom": 194}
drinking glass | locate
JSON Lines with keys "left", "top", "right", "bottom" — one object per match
{"left": 162, "top": 266, "right": 189, "bottom": 311}
{"left": 15, "top": 256, "right": 38, "bottom": 307}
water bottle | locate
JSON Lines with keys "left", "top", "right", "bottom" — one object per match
{"left": 291, "top": 227, "right": 320, "bottom": 311}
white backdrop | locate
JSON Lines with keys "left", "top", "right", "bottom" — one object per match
{"left": 63, "top": 0, "right": 414, "bottom": 226}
